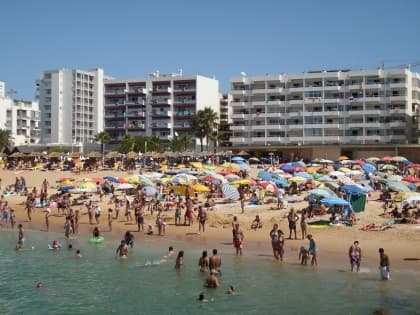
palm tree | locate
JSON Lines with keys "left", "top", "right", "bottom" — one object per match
{"left": 94, "top": 131, "right": 111, "bottom": 156}
{"left": 179, "top": 134, "right": 192, "bottom": 151}
{"left": 0, "top": 129, "right": 12, "bottom": 152}
{"left": 147, "top": 135, "right": 161, "bottom": 152}
{"left": 208, "top": 130, "right": 223, "bottom": 153}
{"left": 191, "top": 107, "right": 218, "bottom": 152}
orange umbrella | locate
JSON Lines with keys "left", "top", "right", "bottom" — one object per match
{"left": 337, "top": 155, "right": 350, "bottom": 161}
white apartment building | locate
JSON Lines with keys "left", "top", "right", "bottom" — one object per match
{"left": 36, "top": 68, "right": 105, "bottom": 146}
{"left": 0, "top": 94, "right": 40, "bottom": 146}
{"left": 0, "top": 81, "right": 5, "bottom": 98}
{"left": 230, "top": 68, "right": 420, "bottom": 147}
{"left": 104, "top": 72, "right": 219, "bottom": 149}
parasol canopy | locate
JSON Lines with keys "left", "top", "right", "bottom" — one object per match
{"left": 221, "top": 183, "right": 240, "bottom": 200}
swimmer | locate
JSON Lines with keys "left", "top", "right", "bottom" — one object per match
{"left": 68, "top": 244, "right": 73, "bottom": 250}
{"left": 52, "top": 240, "right": 60, "bottom": 250}
{"left": 226, "top": 285, "right": 235, "bottom": 295}
{"left": 174, "top": 250, "right": 184, "bottom": 270}
{"left": 198, "top": 292, "right": 208, "bottom": 303}
{"left": 167, "top": 246, "right": 174, "bottom": 257}
{"left": 204, "top": 270, "right": 220, "bottom": 288}
{"left": 36, "top": 282, "right": 44, "bottom": 289}
{"left": 75, "top": 249, "right": 82, "bottom": 258}
{"left": 17, "top": 224, "right": 24, "bottom": 249}
{"left": 116, "top": 240, "right": 128, "bottom": 258}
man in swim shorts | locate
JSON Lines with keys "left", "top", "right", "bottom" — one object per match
{"left": 209, "top": 249, "right": 222, "bottom": 275}
{"left": 349, "top": 241, "right": 362, "bottom": 272}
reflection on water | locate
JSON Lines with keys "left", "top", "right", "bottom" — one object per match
{"left": 0, "top": 229, "right": 419, "bottom": 315}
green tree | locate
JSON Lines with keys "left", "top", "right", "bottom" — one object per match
{"left": 147, "top": 136, "right": 161, "bottom": 152}
{"left": 208, "top": 130, "right": 223, "bottom": 153}
{"left": 191, "top": 107, "right": 218, "bottom": 152}
{"left": 179, "top": 134, "right": 192, "bottom": 151}
{"left": 94, "top": 131, "right": 111, "bottom": 155}
{"left": 0, "top": 129, "right": 12, "bottom": 152}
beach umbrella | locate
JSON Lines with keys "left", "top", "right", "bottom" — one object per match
{"left": 339, "top": 160, "right": 355, "bottom": 165}
{"left": 232, "top": 156, "right": 245, "bottom": 162}
{"left": 341, "top": 184, "right": 367, "bottom": 195}
{"left": 329, "top": 171, "right": 345, "bottom": 177}
{"left": 380, "top": 156, "right": 393, "bottom": 162}
{"left": 237, "top": 150, "right": 250, "bottom": 157}
{"left": 191, "top": 183, "right": 210, "bottom": 193}
{"left": 337, "top": 155, "right": 350, "bottom": 161}
{"left": 221, "top": 184, "right": 240, "bottom": 200}
{"left": 137, "top": 175, "right": 154, "bottom": 186}
{"left": 366, "top": 157, "right": 380, "bottom": 163}
{"left": 319, "top": 159, "right": 334, "bottom": 164}
{"left": 385, "top": 181, "right": 410, "bottom": 192}
{"left": 116, "top": 183, "right": 135, "bottom": 190}
{"left": 103, "top": 176, "right": 120, "bottom": 183}
{"left": 88, "top": 151, "right": 102, "bottom": 159}
{"left": 249, "top": 157, "right": 260, "bottom": 163}
{"left": 288, "top": 176, "right": 307, "bottom": 183}
{"left": 387, "top": 175, "right": 402, "bottom": 182}
{"left": 272, "top": 177, "right": 289, "bottom": 187}
{"left": 10, "top": 152, "right": 25, "bottom": 158}
{"left": 105, "top": 151, "right": 120, "bottom": 159}
{"left": 238, "top": 163, "right": 251, "bottom": 171}
{"left": 320, "top": 196, "right": 349, "bottom": 206}
{"left": 91, "top": 177, "right": 105, "bottom": 184}
{"left": 309, "top": 189, "right": 332, "bottom": 197}
{"left": 231, "top": 179, "right": 252, "bottom": 186}
{"left": 403, "top": 176, "right": 420, "bottom": 183}
{"left": 380, "top": 164, "right": 397, "bottom": 170}
{"left": 142, "top": 186, "right": 157, "bottom": 196}
{"left": 225, "top": 174, "right": 241, "bottom": 182}
{"left": 407, "top": 163, "right": 420, "bottom": 169}
{"left": 280, "top": 163, "right": 294, "bottom": 173}
{"left": 362, "top": 163, "right": 376, "bottom": 174}
{"left": 317, "top": 175, "right": 333, "bottom": 182}
{"left": 57, "top": 185, "right": 74, "bottom": 192}
{"left": 402, "top": 195, "right": 420, "bottom": 206}
{"left": 392, "top": 156, "right": 407, "bottom": 162}
{"left": 190, "top": 162, "right": 203, "bottom": 169}
{"left": 257, "top": 171, "right": 273, "bottom": 181}
{"left": 293, "top": 172, "right": 313, "bottom": 180}
{"left": 171, "top": 174, "right": 197, "bottom": 185}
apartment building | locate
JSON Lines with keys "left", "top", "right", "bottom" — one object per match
{"left": 36, "top": 68, "right": 105, "bottom": 146}
{"left": 104, "top": 72, "right": 219, "bottom": 149}
{"left": 0, "top": 81, "right": 5, "bottom": 98}
{"left": 0, "top": 93, "right": 40, "bottom": 146}
{"left": 219, "top": 93, "right": 232, "bottom": 148}
{"left": 230, "top": 68, "right": 420, "bottom": 149}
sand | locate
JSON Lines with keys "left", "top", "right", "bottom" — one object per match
{"left": 1, "top": 166, "right": 419, "bottom": 271}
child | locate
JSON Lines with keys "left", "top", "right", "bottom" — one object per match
{"left": 299, "top": 246, "right": 309, "bottom": 265}
{"left": 108, "top": 208, "right": 113, "bottom": 232}
{"left": 174, "top": 250, "right": 184, "bottom": 270}
{"left": 10, "top": 209, "right": 16, "bottom": 229}
{"left": 147, "top": 224, "right": 154, "bottom": 235}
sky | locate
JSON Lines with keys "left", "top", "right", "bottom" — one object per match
{"left": 1, "top": 0, "right": 420, "bottom": 100}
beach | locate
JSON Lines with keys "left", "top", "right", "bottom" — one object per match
{"left": 1, "top": 166, "right": 419, "bottom": 271}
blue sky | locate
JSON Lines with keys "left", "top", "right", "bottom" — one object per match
{"left": 1, "top": 0, "right": 419, "bottom": 99}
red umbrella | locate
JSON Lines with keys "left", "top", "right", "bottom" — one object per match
{"left": 202, "top": 175, "right": 215, "bottom": 182}
{"left": 408, "top": 163, "right": 420, "bottom": 169}
{"left": 403, "top": 176, "right": 420, "bottom": 183}
{"left": 381, "top": 156, "right": 393, "bottom": 162}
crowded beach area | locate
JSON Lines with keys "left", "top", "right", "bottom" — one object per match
{"left": 1, "top": 151, "right": 420, "bottom": 274}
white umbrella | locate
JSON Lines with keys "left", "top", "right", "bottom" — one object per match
{"left": 329, "top": 171, "right": 345, "bottom": 177}
{"left": 116, "top": 183, "right": 135, "bottom": 190}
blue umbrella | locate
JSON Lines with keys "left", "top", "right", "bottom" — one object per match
{"left": 258, "top": 171, "right": 273, "bottom": 181}
{"left": 293, "top": 172, "right": 313, "bottom": 180}
{"left": 280, "top": 164, "right": 294, "bottom": 172}
{"left": 272, "top": 178, "right": 289, "bottom": 188}
{"left": 361, "top": 163, "right": 376, "bottom": 174}
{"left": 309, "top": 189, "right": 332, "bottom": 197}
{"left": 57, "top": 185, "right": 74, "bottom": 192}
{"left": 320, "top": 197, "right": 350, "bottom": 206}
{"left": 142, "top": 186, "right": 157, "bottom": 196}
{"left": 341, "top": 184, "right": 367, "bottom": 195}
{"left": 222, "top": 184, "right": 240, "bottom": 200}
{"left": 103, "top": 176, "right": 120, "bottom": 183}
{"left": 232, "top": 156, "right": 245, "bottom": 162}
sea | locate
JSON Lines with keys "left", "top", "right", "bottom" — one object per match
{"left": 0, "top": 229, "right": 419, "bottom": 315}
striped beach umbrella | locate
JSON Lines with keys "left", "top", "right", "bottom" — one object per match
{"left": 221, "top": 184, "right": 240, "bottom": 200}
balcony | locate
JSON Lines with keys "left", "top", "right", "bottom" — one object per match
{"left": 230, "top": 137, "right": 247, "bottom": 143}
{"left": 266, "top": 100, "right": 286, "bottom": 106}
{"left": 230, "top": 101, "right": 248, "bottom": 107}
{"left": 150, "top": 98, "right": 172, "bottom": 105}
{"left": 105, "top": 90, "right": 125, "bottom": 96}
{"left": 126, "top": 111, "right": 146, "bottom": 118}
{"left": 173, "top": 123, "right": 191, "bottom": 129}
{"left": 152, "top": 86, "right": 172, "bottom": 93}
{"left": 389, "top": 95, "right": 407, "bottom": 102}
{"left": 128, "top": 87, "right": 147, "bottom": 94}
{"left": 231, "top": 113, "right": 248, "bottom": 119}
{"left": 288, "top": 99, "right": 304, "bottom": 105}
{"left": 363, "top": 109, "right": 388, "bottom": 115}
{"left": 152, "top": 110, "right": 172, "bottom": 118}
{"left": 151, "top": 122, "right": 172, "bottom": 129}
{"left": 230, "top": 89, "right": 252, "bottom": 96}
{"left": 230, "top": 125, "right": 247, "bottom": 131}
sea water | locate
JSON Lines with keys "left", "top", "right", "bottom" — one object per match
{"left": 0, "top": 229, "right": 419, "bottom": 315}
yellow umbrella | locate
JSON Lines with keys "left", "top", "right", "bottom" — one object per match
{"left": 191, "top": 162, "right": 203, "bottom": 169}
{"left": 203, "top": 164, "right": 217, "bottom": 170}
{"left": 231, "top": 179, "right": 251, "bottom": 186}
{"left": 288, "top": 176, "right": 307, "bottom": 183}
{"left": 339, "top": 167, "right": 351, "bottom": 173}
{"left": 306, "top": 166, "right": 319, "bottom": 174}
{"left": 126, "top": 177, "right": 140, "bottom": 184}
{"left": 191, "top": 183, "right": 209, "bottom": 192}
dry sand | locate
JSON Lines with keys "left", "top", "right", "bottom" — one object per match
{"left": 1, "top": 167, "right": 419, "bottom": 271}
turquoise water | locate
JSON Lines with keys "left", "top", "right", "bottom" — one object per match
{"left": 0, "top": 229, "right": 419, "bottom": 315}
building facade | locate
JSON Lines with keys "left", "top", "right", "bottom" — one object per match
{"left": 0, "top": 94, "right": 40, "bottom": 146}
{"left": 104, "top": 72, "right": 219, "bottom": 149}
{"left": 229, "top": 68, "right": 420, "bottom": 148}
{"left": 0, "top": 81, "right": 5, "bottom": 98}
{"left": 36, "top": 68, "right": 105, "bottom": 146}
{"left": 218, "top": 93, "right": 232, "bottom": 148}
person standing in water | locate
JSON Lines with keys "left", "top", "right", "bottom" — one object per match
{"left": 209, "top": 249, "right": 222, "bottom": 275}
{"left": 116, "top": 240, "right": 128, "bottom": 258}
{"left": 349, "top": 241, "right": 362, "bottom": 272}
{"left": 379, "top": 248, "right": 390, "bottom": 280}
{"left": 308, "top": 234, "right": 318, "bottom": 266}
{"left": 174, "top": 250, "right": 184, "bottom": 270}
{"left": 16, "top": 224, "right": 25, "bottom": 249}
{"left": 198, "top": 250, "right": 210, "bottom": 272}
